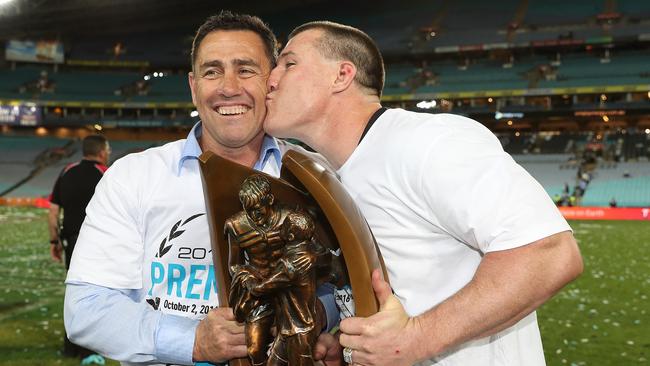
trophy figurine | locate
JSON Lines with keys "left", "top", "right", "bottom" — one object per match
{"left": 199, "top": 149, "right": 388, "bottom": 366}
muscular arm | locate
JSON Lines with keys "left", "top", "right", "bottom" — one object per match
{"left": 340, "top": 231, "right": 583, "bottom": 365}
{"left": 413, "top": 231, "right": 583, "bottom": 357}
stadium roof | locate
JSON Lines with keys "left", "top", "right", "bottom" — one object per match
{"left": 0, "top": 0, "right": 399, "bottom": 40}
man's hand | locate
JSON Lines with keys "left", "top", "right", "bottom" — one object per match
{"left": 192, "top": 307, "right": 246, "bottom": 363}
{"left": 50, "top": 242, "right": 62, "bottom": 263}
{"left": 314, "top": 332, "right": 343, "bottom": 366}
{"left": 339, "top": 269, "right": 423, "bottom": 366}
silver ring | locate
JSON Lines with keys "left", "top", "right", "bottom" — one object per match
{"left": 343, "top": 347, "right": 353, "bottom": 364}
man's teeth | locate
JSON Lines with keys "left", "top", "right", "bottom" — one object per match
{"left": 217, "top": 105, "right": 249, "bottom": 115}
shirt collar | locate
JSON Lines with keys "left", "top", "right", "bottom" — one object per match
{"left": 177, "top": 121, "right": 282, "bottom": 175}
{"left": 254, "top": 132, "right": 282, "bottom": 171}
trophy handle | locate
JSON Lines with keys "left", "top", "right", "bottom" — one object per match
{"left": 281, "top": 150, "right": 389, "bottom": 317}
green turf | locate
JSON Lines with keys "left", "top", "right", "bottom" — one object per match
{"left": 538, "top": 220, "right": 650, "bottom": 365}
{"left": 0, "top": 207, "right": 648, "bottom": 365}
{"left": 0, "top": 207, "right": 119, "bottom": 366}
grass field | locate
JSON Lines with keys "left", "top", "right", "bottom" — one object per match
{"left": 0, "top": 206, "right": 648, "bottom": 365}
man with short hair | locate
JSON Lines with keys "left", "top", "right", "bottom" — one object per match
{"left": 49, "top": 134, "right": 110, "bottom": 364}
{"left": 264, "top": 21, "right": 583, "bottom": 366}
{"left": 64, "top": 12, "right": 340, "bottom": 366}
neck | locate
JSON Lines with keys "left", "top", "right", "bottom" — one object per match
{"left": 200, "top": 131, "right": 265, "bottom": 168}
{"left": 84, "top": 155, "right": 102, "bottom": 163}
{"left": 302, "top": 95, "right": 382, "bottom": 169}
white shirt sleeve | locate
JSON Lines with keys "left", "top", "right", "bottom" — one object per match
{"left": 66, "top": 158, "right": 146, "bottom": 288}
{"left": 419, "top": 122, "right": 571, "bottom": 253}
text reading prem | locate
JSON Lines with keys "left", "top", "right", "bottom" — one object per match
{"left": 149, "top": 262, "right": 218, "bottom": 300}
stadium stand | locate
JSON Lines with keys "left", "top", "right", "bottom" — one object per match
{"left": 0, "top": 135, "right": 160, "bottom": 198}
{"left": 582, "top": 176, "right": 650, "bottom": 207}
{"left": 510, "top": 154, "right": 577, "bottom": 195}
{"left": 1, "top": 0, "right": 649, "bottom": 207}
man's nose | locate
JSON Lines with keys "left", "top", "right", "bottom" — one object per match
{"left": 267, "top": 68, "right": 279, "bottom": 92}
{"left": 220, "top": 72, "right": 241, "bottom": 97}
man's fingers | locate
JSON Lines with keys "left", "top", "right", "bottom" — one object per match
{"left": 225, "top": 321, "right": 245, "bottom": 335}
{"left": 227, "top": 344, "right": 248, "bottom": 359}
{"left": 345, "top": 348, "right": 371, "bottom": 366}
{"left": 338, "top": 333, "right": 365, "bottom": 351}
{"left": 214, "top": 307, "right": 236, "bottom": 320}
{"left": 339, "top": 316, "right": 365, "bottom": 336}
{"left": 313, "top": 333, "right": 334, "bottom": 360}
{"left": 371, "top": 269, "right": 393, "bottom": 310}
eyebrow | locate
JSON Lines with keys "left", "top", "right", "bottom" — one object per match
{"left": 199, "top": 58, "right": 260, "bottom": 70}
{"left": 233, "top": 58, "right": 260, "bottom": 68}
{"left": 278, "top": 51, "right": 296, "bottom": 60}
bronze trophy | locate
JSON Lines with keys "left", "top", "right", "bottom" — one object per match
{"left": 199, "top": 149, "right": 388, "bottom": 366}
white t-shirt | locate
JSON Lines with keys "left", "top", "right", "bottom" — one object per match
{"left": 66, "top": 139, "right": 282, "bottom": 320}
{"left": 337, "top": 109, "right": 571, "bottom": 366}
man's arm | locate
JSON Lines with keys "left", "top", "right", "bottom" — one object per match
{"left": 65, "top": 282, "right": 194, "bottom": 364}
{"left": 47, "top": 203, "right": 62, "bottom": 262}
{"left": 65, "top": 281, "right": 247, "bottom": 364}
{"left": 339, "top": 231, "right": 583, "bottom": 366}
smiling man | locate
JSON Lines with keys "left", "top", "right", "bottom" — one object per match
{"left": 264, "top": 21, "right": 583, "bottom": 366}
{"left": 63, "top": 12, "right": 340, "bottom": 366}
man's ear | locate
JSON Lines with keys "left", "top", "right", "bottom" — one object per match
{"left": 188, "top": 71, "right": 197, "bottom": 106}
{"left": 332, "top": 61, "right": 356, "bottom": 94}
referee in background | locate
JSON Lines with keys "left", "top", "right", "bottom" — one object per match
{"left": 48, "top": 134, "right": 110, "bottom": 364}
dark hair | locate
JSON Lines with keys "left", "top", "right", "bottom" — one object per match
{"left": 82, "top": 135, "right": 108, "bottom": 157}
{"left": 288, "top": 21, "right": 385, "bottom": 97}
{"left": 191, "top": 11, "right": 278, "bottom": 70}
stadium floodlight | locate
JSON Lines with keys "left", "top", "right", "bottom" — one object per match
{"left": 495, "top": 111, "right": 524, "bottom": 120}
{"left": 190, "top": 110, "right": 199, "bottom": 117}
{"left": 144, "top": 75, "right": 151, "bottom": 81}
{"left": 416, "top": 100, "right": 437, "bottom": 109}
{"left": 645, "top": 129, "right": 650, "bottom": 135}
{"left": 153, "top": 72, "right": 159, "bottom": 77}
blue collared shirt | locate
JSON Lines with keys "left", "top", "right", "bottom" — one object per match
{"left": 178, "top": 122, "right": 282, "bottom": 176}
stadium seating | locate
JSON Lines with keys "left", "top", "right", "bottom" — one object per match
{"left": 512, "top": 154, "right": 578, "bottom": 196}
{"left": 581, "top": 176, "right": 650, "bottom": 207}
{"left": 0, "top": 136, "right": 161, "bottom": 197}
{"left": 0, "top": 136, "right": 72, "bottom": 196}
{"left": 524, "top": 0, "right": 601, "bottom": 25}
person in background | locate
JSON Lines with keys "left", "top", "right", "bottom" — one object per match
{"left": 49, "top": 134, "right": 110, "bottom": 365}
